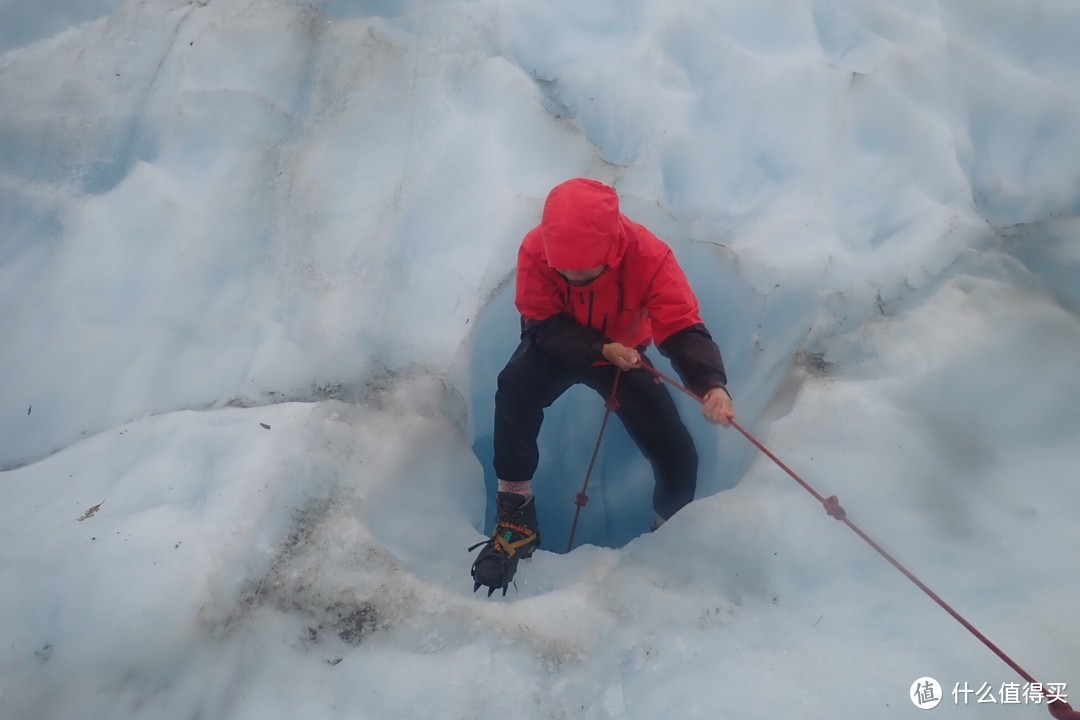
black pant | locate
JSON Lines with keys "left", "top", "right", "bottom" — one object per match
{"left": 493, "top": 338, "right": 698, "bottom": 520}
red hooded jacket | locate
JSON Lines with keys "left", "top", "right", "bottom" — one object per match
{"left": 515, "top": 178, "right": 728, "bottom": 396}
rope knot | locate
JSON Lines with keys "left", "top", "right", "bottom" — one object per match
{"left": 823, "top": 495, "right": 846, "bottom": 521}
{"left": 575, "top": 492, "right": 589, "bottom": 508}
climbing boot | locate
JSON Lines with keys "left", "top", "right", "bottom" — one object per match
{"left": 468, "top": 492, "right": 540, "bottom": 597}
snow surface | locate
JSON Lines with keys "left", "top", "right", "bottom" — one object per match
{"left": 1, "top": 1, "right": 1079, "bottom": 718}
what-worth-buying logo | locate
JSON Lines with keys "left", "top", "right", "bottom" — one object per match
{"left": 911, "top": 677, "right": 1069, "bottom": 710}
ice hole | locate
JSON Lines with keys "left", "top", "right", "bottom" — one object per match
{"left": 463, "top": 279, "right": 742, "bottom": 553}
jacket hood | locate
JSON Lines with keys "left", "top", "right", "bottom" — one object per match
{"left": 541, "top": 178, "right": 627, "bottom": 270}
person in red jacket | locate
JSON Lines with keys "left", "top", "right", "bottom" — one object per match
{"left": 470, "top": 178, "right": 734, "bottom": 596}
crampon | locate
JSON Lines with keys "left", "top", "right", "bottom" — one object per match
{"left": 468, "top": 492, "right": 540, "bottom": 597}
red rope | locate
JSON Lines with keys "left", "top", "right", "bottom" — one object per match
{"left": 641, "top": 363, "right": 1077, "bottom": 719}
{"left": 566, "top": 370, "right": 622, "bottom": 553}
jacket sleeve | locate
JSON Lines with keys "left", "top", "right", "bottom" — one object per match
{"left": 644, "top": 250, "right": 707, "bottom": 346}
{"left": 514, "top": 239, "right": 564, "bottom": 323}
{"left": 522, "top": 315, "right": 607, "bottom": 365}
{"left": 645, "top": 250, "right": 729, "bottom": 397}
{"left": 658, "top": 323, "right": 728, "bottom": 398}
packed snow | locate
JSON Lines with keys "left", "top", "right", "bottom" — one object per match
{"left": 1, "top": 1, "right": 1079, "bottom": 718}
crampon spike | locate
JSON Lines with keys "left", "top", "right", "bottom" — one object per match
{"left": 473, "top": 581, "right": 482, "bottom": 593}
{"left": 486, "top": 586, "right": 497, "bottom": 598}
